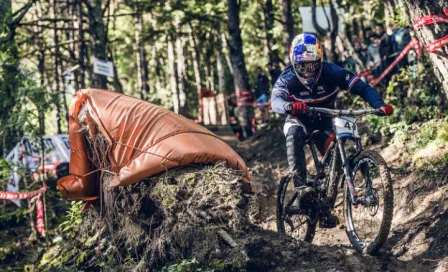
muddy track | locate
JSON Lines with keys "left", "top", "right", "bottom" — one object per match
{"left": 215, "top": 124, "right": 448, "bottom": 272}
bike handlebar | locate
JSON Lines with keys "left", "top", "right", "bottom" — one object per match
{"left": 306, "top": 107, "right": 384, "bottom": 117}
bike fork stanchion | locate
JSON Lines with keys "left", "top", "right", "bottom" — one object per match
{"left": 338, "top": 139, "right": 358, "bottom": 204}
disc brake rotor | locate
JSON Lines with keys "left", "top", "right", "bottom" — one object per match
{"left": 368, "top": 188, "right": 379, "bottom": 216}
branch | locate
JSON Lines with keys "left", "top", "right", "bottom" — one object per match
{"left": 102, "top": 0, "right": 111, "bottom": 17}
{"left": 20, "top": 18, "right": 73, "bottom": 24}
{"left": 106, "top": 12, "right": 136, "bottom": 18}
{"left": 81, "top": 0, "right": 93, "bottom": 11}
{"left": 311, "top": 0, "right": 327, "bottom": 35}
{"left": 11, "top": 0, "right": 39, "bottom": 27}
{"left": 21, "top": 39, "right": 88, "bottom": 58}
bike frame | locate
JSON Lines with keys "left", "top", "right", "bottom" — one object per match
{"left": 308, "top": 135, "right": 362, "bottom": 204}
{"left": 306, "top": 107, "right": 382, "bottom": 206}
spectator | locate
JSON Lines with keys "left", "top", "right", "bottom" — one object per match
{"left": 375, "top": 23, "right": 393, "bottom": 74}
{"left": 227, "top": 95, "right": 244, "bottom": 140}
{"left": 266, "top": 62, "right": 282, "bottom": 86}
{"left": 367, "top": 32, "right": 382, "bottom": 78}
{"left": 254, "top": 67, "right": 270, "bottom": 125}
{"left": 354, "top": 38, "right": 368, "bottom": 67}
{"left": 364, "top": 26, "right": 373, "bottom": 45}
{"left": 390, "top": 23, "right": 412, "bottom": 68}
{"left": 342, "top": 52, "right": 357, "bottom": 73}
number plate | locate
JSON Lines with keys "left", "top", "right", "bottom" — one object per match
{"left": 334, "top": 117, "right": 359, "bottom": 139}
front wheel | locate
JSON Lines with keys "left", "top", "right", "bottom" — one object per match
{"left": 343, "top": 150, "right": 394, "bottom": 254}
{"left": 277, "top": 174, "right": 316, "bottom": 242}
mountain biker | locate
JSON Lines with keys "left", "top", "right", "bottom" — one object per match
{"left": 271, "top": 33, "right": 393, "bottom": 225}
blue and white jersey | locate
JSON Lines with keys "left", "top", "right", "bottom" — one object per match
{"left": 271, "top": 61, "right": 385, "bottom": 115}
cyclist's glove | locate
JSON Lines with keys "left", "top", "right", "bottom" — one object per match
{"left": 285, "top": 101, "right": 307, "bottom": 115}
{"left": 379, "top": 104, "right": 394, "bottom": 116}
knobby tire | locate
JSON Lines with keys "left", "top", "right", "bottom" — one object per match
{"left": 343, "top": 150, "right": 394, "bottom": 254}
{"left": 277, "top": 174, "right": 316, "bottom": 242}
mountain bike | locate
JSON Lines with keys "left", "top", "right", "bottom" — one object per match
{"left": 277, "top": 107, "right": 394, "bottom": 254}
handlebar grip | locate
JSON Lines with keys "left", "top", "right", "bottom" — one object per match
{"left": 373, "top": 109, "right": 386, "bottom": 116}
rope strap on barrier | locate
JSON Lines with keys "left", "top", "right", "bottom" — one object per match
{"left": 0, "top": 183, "right": 47, "bottom": 200}
{"left": 0, "top": 184, "right": 47, "bottom": 237}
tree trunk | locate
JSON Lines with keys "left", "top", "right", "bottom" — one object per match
{"left": 205, "top": 29, "right": 215, "bottom": 91}
{"left": 168, "top": 35, "right": 180, "bottom": 114}
{"left": 404, "top": 0, "right": 448, "bottom": 95}
{"left": 87, "top": 0, "right": 108, "bottom": 89}
{"left": 50, "top": 0, "right": 62, "bottom": 133}
{"left": 0, "top": 0, "right": 28, "bottom": 155}
{"left": 281, "top": 0, "right": 294, "bottom": 65}
{"left": 135, "top": 0, "right": 150, "bottom": 100}
{"left": 221, "top": 33, "right": 234, "bottom": 75}
{"left": 216, "top": 22, "right": 226, "bottom": 94}
{"left": 175, "top": 25, "right": 188, "bottom": 115}
{"left": 188, "top": 25, "right": 203, "bottom": 120}
{"left": 108, "top": 46, "right": 123, "bottom": 93}
{"left": 227, "top": 0, "right": 252, "bottom": 138}
{"left": 260, "top": 0, "right": 276, "bottom": 65}
{"left": 76, "top": 0, "right": 86, "bottom": 88}
{"left": 65, "top": 0, "right": 78, "bottom": 92}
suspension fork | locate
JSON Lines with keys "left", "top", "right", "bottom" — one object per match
{"left": 338, "top": 138, "right": 358, "bottom": 204}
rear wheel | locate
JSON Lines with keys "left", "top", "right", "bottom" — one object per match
{"left": 277, "top": 174, "right": 316, "bottom": 242}
{"left": 343, "top": 150, "right": 394, "bottom": 254}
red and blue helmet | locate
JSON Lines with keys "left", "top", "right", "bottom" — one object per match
{"left": 289, "top": 33, "right": 324, "bottom": 89}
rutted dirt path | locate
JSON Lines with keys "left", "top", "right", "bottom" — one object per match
{"left": 213, "top": 123, "right": 448, "bottom": 271}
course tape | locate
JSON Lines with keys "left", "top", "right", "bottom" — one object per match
{"left": 371, "top": 40, "right": 418, "bottom": 86}
{"left": 413, "top": 8, "right": 448, "bottom": 53}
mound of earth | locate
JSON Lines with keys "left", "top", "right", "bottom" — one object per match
{"left": 39, "top": 162, "right": 259, "bottom": 271}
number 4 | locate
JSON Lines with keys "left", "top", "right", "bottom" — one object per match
{"left": 344, "top": 122, "right": 351, "bottom": 130}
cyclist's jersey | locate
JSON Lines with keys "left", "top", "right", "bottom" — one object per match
{"left": 271, "top": 61, "right": 384, "bottom": 115}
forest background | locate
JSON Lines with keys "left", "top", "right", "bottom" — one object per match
{"left": 1, "top": 0, "right": 447, "bottom": 154}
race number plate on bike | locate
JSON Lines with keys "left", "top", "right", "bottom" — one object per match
{"left": 334, "top": 117, "right": 359, "bottom": 139}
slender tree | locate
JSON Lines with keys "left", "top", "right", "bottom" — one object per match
{"left": 50, "top": 0, "right": 62, "bottom": 133}
{"left": 281, "top": 0, "right": 294, "bottom": 65}
{"left": 134, "top": 0, "right": 150, "bottom": 100}
{"left": 168, "top": 34, "right": 180, "bottom": 114}
{"left": 188, "top": 24, "right": 203, "bottom": 120}
{"left": 0, "top": 0, "right": 36, "bottom": 155}
{"left": 260, "top": 0, "right": 277, "bottom": 65}
{"left": 227, "top": 0, "right": 252, "bottom": 138}
{"left": 86, "top": 0, "right": 108, "bottom": 89}
{"left": 175, "top": 27, "right": 188, "bottom": 115}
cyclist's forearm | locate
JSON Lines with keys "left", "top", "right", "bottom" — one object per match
{"left": 271, "top": 88, "right": 291, "bottom": 114}
{"left": 350, "top": 80, "right": 385, "bottom": 109}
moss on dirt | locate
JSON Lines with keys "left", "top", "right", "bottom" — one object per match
{"left": 37, "top": 161, "right": 258, "bottom": 271}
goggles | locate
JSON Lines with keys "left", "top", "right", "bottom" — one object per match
{"left": 294, "top": 61, "right": 321, "bottom": 78}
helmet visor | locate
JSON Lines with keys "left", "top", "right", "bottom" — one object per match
{"left": 294, "top": 61, "right": 322, "bottom": 80}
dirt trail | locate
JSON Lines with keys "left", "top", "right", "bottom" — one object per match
{"left": 213, "top": 122, "right": 448, "bottom": 272}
